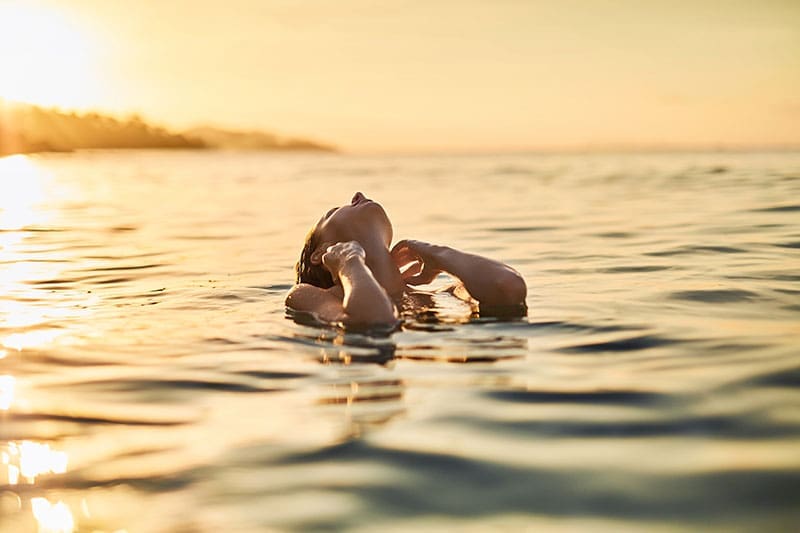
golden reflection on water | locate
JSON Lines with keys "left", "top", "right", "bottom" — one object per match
{"left": 0, "top": 374, "right": 14, "bottom": 410}
{"left": 0, "top": 156, "right": 82, "bottom": 354}
{"left": 0, "top": 439, "right": 73, "bottom": 530}
{"left": 31, "top": 497, "right": 75, "bottom": 533}
{"left": 0, "top": 156, "right": 50, "bottom": 227}
{"left": 1, "top": 153, "right": 100, "bottom": 350}
{"left": 1, "top": 441, "right": 69, "bottom": 485}
{"left": 0, "top": 155, "right": 86, "bottom": 533}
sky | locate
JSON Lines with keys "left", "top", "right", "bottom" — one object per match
{"left": 1, "top": 0, "right": 799, "bottom": 152}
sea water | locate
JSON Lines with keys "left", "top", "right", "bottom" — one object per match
{"left": 0, "top": 150, "right": 799, "bottom": 532}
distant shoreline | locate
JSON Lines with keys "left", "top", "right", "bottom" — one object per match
{"left": 0, "top": 102, "right": 336, "bottom": 157}
{"left": 353, "top": 145, "right": 800, "bottom": 158}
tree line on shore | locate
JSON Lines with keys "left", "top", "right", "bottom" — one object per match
{"left": 0, "top": 102, "right": 335, "bottom": 156}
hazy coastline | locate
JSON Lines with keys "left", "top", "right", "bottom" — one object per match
{"left": 0, "top": 101, "right": 336, "bottom": 156}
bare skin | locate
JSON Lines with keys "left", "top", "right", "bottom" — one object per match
{"left": 286, "top": 192, "right": 527, "bottom": 328}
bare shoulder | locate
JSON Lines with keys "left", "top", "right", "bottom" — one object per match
{"left": 285, "top": 283, "right": 345, "bottom": 322}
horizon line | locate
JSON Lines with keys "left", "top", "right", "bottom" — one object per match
{"left": 3, "top": 98, "right": 799, "bottom": 157}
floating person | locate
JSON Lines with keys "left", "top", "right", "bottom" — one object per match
{"left": 287, "top": 192, "right": 527, "bottom": 329}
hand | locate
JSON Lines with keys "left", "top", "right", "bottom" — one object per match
{"left": 390, "top": 239, "right": 444, "bottom": 286}
{"left": 322, "top": 241, "right": 366, "bottom": 281}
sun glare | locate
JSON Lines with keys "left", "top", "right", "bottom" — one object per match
{"left": 0, "top": 375, "right": 14, "bottom": 410}
{"left": 0, "top": 1, "right": 100, "bottom": 108}
{"left": 31, "top": 497, "right": 75, "bottom": 533}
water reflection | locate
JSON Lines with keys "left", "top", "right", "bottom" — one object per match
{"left": 0, "top": 375, "right": 14, "bottom": 410}
{"left": 0, "top": 156, "right": 112, "bottom": 533}
{"left": 2, "top": 330, "right": 65, "bottom": 352}
{"left": 0, "top": 154, "right": 78, "bottom": 353}
{"left": 297, "top": 322, "right": 527, "bottom": 439}
{"left": 0, "top": 439, "right": 73, "bottom": 531}
{"left": 307, "top": 332, "right": 407, "bottom": 437}
{"left": 31, "top": 498, "right": 75, "bottom": 533}
{"left": 1, "top": 441, "right": 68, "bottom": 485}
{"left": 316, "top": 336, "right": 397, "bottom": 366}
{"left": 0, "top": 155, "right": 54, "bottom": 231}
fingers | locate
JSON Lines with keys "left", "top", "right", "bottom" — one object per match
{"left": 321, "top": 241, "right": 365, "bottom": 274}
{"left": 391, "top": 244, "right": 421, "bottom": 272}
{"left": 391, "top": 239, "right": 426, "bottom": 258}
{"left": 390, "top": 240, "right": 411, "bottom": 255}
{"left": 390, "top": 241, "right": 414, "bottom": 260}
{"left": 404, "top": 267, "right": 440, "bottom": 286}
{"left": 403, "top": 261, "right": 441, "bottom": 285}
{"left": 399, "top": 260, "right": 422, "bottom": 281}
{"left": 391, "top": 248, "right": 417, "bottom": 267}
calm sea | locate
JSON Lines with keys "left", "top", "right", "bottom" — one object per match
{"left": 1, "top": 150, "right": 799, "bottom": 532}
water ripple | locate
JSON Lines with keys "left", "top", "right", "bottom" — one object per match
{"left": 647, "top": 245, "right": 747, "bottom": 256}
{"left": 751, "top": 204, "right": 800, "bottom": 213}
{"left": 669, "top": 289, "right": 760, "bottom": 303}
{"left": 557, "top": 334, "right": 681, "bottom": 353}
{"left": 483, "top": 388, "right": 673, "bottom": 406}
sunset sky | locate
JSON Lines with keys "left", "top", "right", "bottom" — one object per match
{"left": 1, "top": 0, "right": 799, "bottom": 152}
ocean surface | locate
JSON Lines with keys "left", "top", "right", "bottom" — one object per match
{"left": 1, "top": 150, "right": 799, "bottom": 532}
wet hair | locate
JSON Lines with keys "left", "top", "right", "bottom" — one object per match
{"left": 296, "top": 224, "right": 334, "bottom": 288}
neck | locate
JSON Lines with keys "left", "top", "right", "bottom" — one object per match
{"left": 359, "top": 237, "right": 405, "bottom": 300}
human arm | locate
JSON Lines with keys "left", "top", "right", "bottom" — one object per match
{"left": 391, "top": 240, "right": 527, "bottom": 308}
{"left": 286, "top": 241, "right": 397, "bottom": 327}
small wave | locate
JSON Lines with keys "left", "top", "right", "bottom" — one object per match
{"left": 488, "top": 225, "right": 559, "bottom": 233}
{"left": 731, "top": 366, "right": 800, "bottom": 390}
{"left": 443, "top": 413, "right": 800, "bottom": 439}
{"left": 669, "top": 289, "right": 760, "bottom": 303}
{"left": 254, "top": 438, "right": 800, "bottom": 527}
{"left": 204, "top": 292, "right": 248, "bottom": 301}
{"left": 522, "top": 320, "right": 644, "bottom": 334}
{"left": 751, "top": 204, "right": 800, "bottom": 213}
{"left": 17, "top": 352, "right": 117, "bottom": 367}
{"left": 27, "top": 277, "right": 87, "bottom": 286}
{"left": 95, "top": 276, "right": 134, "bottom": 285}
{"left": 86, "top": 263, "right": 165, "bottom": 272}
{"left": 484, "top": 389, "right": 671, "bottom": 406}
{"left": 204, "top": 336, "right": 240, "bottom": 345}
{"left": 490, "top": 165, "right": 537, "bottom": 176}
{"left": 593, "top": 232, "right": 635, "bottom": 239}
{"left": 7, "top": 411, "right": 190, "bottom": 427}
{"left": 78, "top": 378, "right": 279, "bottom": 394}
{"left": 172, "top": 234, "right": 234, "bottom": 240}
{"left": 647, "top": 245, "right": 747, "bottom": 257}
{"left": 259, "top": 283, "right": 294, "bottom": 291}
{"left": 558, "top": 334, "right": 681, "bottom": 353}
{"left": 773, "top": 274, "right": 800, "bottom": 282}
{"left": 0, "top": 226, "right": 68, "bottom": 233}
{"left": 58, "top": 470, "right": 200, "bottom": 492}
{"left": 397, "top": 351, "right": 521, "bottom": 364}
{"left": 84, "top": 251, "right": 164, "bottom": 260}
{"left": 0, "top": 258, "right": 69, "bottom": 265}
{"left": 230, "top": 370, "right": 310, "bottom": 380}
{"left": 599, "top": 265, "right": 672, "bottom": 273}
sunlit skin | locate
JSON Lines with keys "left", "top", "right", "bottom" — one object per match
{"left": 286, "top": 192, "right": 527, "bottom": 327}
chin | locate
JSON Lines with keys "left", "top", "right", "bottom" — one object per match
{"left": 362, "top": 206, "right": 393, "bottom": 243}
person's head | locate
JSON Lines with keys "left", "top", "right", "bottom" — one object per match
{"left": 295, "top": 192, "right": 393, "bottom": 288}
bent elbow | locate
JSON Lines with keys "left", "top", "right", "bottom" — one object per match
{"left": 494, "top": 271, "right": 527, "bottom": 306}
{"left": 341, "top": 308, "right": 398, "bottom": 330}
{"left": 341, "top": 299, "right": 398, "bottom": 330}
